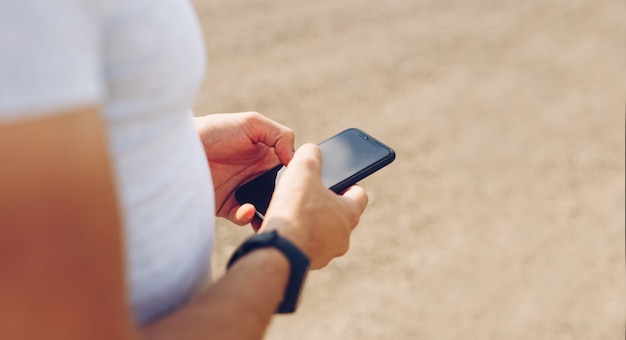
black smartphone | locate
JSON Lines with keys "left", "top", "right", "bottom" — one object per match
{"left": 235, "top": 128, "right": 396, "bottom": 220}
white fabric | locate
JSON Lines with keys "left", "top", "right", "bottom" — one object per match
{"left": 0, "top": 0, "right": 215, "bottom": 324}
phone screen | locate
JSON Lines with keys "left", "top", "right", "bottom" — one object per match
{"left": 318, "top": 128, "right": 394, "bottom": 190}
{"left": 235, "top": 128, "right": 395, "bottom": 219}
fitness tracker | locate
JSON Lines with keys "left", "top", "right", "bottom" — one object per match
{"left": 227, "top": 230, "right": 310, "bottom": 313}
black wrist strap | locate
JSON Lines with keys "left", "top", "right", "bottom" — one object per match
{"left": 227, "top": 230, "right": 310, "bottom": 313}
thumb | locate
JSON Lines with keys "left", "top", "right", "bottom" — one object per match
{"left": 228, "top": 203, "right": 257, "bottom": 226}
{"left": 284, "top": 143, "right": 322, "bottom": 177}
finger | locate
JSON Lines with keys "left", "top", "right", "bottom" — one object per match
{"left": 285, "top": 143, "right": 322, "bottom": 176}
{"left": 273, "top": 132, "right": 295, "bottom": 166}
{"left": 341, "top": 185, "right": 369, "bottom": 214}
{"left": 228, "top": 203, "right": 257, "bottom": 226}
{"left": 245, "top": 112, "right": 295, "bottom": 165}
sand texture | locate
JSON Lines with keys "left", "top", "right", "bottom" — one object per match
{"left": 193, "top": 1, "right": 625, "bottom": 338}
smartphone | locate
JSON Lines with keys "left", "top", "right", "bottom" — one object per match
{"left": 235, "top": 128, "right": 396, "bottom": 220}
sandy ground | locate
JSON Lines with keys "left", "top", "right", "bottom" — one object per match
{"left": 191, "top": 1, "right": 625, "bottom": 339}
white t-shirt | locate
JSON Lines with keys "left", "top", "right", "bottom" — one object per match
{"left": 0, "top": 0, "right": 215, "bottom": 324}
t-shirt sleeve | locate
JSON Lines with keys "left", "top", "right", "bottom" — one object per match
{"left": 0, "top": 0, "right": 104, "bottom": 121}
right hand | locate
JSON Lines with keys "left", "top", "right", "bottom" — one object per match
{"left": 260, "top": 143, "right": 368, "bottom": 269}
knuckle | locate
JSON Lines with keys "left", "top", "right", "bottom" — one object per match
{"left": 241, "top": 111, "right": 262, "bottom": 123}
{"left": 284, "top": 127, "right": 295, "bottom": 139}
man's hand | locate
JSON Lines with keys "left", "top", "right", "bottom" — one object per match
{"left": 261, "top": 144, "right": 369, "bottom": 269}
{"left": 194, "top": 112, "right": 294, "bottom": 226}
{"left": 195, "top": 113, "right": 368, "bottom": 269}
{"left": 146, "top": 124, "right": 369, "bottom": 339}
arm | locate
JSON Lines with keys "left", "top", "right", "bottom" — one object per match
{"left": 0, "top": 107, "right": 137, "bottom": 340}
{"left": 1, "top": 110, "right": 365, "bottom": 339}
{"left": 142, "top": 123, "right": 367, "bottom": 339}
{"left": 143, "top": 247, "right": 289, "bottom": 339}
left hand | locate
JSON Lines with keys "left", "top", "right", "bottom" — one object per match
{"left": 194, "top": 112, "right": 294, "bottom": 226}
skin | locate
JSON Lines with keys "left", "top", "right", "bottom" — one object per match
{"left": 193, "top": 112, "right": 295, "bottom": 228}
{"left": 0, "top": 107, "right": 136, "bottom": 340}
{"left": 0, "top": 109, "right": 368, "bottom": 339}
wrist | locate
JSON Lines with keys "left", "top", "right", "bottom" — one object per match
{"left": 227, "top": 246, "right": 290, "bottom": 297}
{"left": 227, "top": 230, "right": 310, "bottom": 313}
{"left": 261, "top": 218, "right": 313, "bottom": 262}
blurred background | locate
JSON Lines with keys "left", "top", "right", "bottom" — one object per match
{"left": 192, "top": 0, "right": 624, "bottom": 339}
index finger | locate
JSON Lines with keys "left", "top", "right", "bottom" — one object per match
{"left": 244, "top": 113, "right": 295, "bottom": 165}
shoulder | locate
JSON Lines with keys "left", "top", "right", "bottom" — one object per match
{"left": 0, "top": 0, "right": 106, "bottom": 120}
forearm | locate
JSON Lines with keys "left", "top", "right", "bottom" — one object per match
{"left": 142, "top": 248, "right": 289, "bottom": 340}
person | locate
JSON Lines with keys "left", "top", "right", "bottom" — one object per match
{"left": 0, "top": 1, "right": 368, "bottom": 339}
